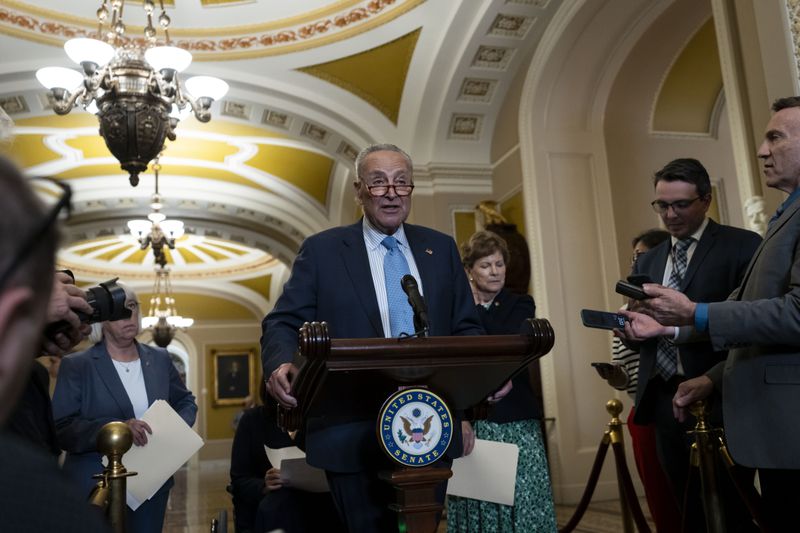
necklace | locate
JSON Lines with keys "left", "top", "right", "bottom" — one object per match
{"left": 113, "top": 359, "right": 138, "bottom": 373}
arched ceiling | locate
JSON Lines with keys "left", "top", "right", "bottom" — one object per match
{"left": 0, "top": 0, "right": 563, "bottom": 321}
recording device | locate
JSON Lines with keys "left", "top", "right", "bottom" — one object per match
{"left": 580, "top": 309, "right": 626, "bottom": 330}
{"left": 401, "top": 274, "right": 430, "bottom": 335}
{"left": 77, "top": 277, "right": 131, "bottom": 324}
{"left": 591, "top": 362, "right": 615, "bottom": 373}
{"left": 615, "top": 280, "right": 648, "bottom": 300}
{"left": 44, "top": 277, "right": 131, "bottom": 338}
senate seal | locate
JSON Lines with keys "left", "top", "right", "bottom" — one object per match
{"left": 377, "top": 388, "right": 453, "bottom": 467}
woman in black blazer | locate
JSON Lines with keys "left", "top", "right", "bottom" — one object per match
{"left": 447, "top": 231, "right": 556, "bottom": 532}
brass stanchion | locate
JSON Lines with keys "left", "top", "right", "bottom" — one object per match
{"left": 686, "top": 401, "right": 770, "bottom": 533}
{"left": 88, "top": 421, "right": 138, "bottom": 533}
{"left": 607, "top": 399, "right": 634, "bottom": 533}
{"left": 559, "top": 399, "right": 650, "bottom": 533}
{"left": 687, "top": 401, "right": 725, "bottom": 533}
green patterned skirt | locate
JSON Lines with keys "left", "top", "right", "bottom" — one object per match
{"left": 447, "top": 419, "right": 556, "bottom": 532}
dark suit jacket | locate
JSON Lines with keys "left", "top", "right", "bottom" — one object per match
{"left": 632, "top": 219, "right": 761, "bottom": 423}
{"left": 476, "top": 288, "right": 542, "bottom": 423}
{"left": 0, "top": 432, "right": 110, "bottom": 532}
{"left": 707, "top": 195, "right": 800, "bottom": 468}
{"left": 6, "top": 361, "right": 60, "bottom": 456}
{"left": 261, "top": 221, "right": 483, "bottom": 472}
{"left": 52, "top": 341, "right": 197, "bottom": 498}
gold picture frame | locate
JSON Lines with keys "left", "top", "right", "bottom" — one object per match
{"left": 212, "top": 348, "right": 256, "bottom": 406}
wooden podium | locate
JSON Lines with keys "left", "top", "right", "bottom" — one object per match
{"left": 278, "top": 318, "right": 555, "bottom": 533}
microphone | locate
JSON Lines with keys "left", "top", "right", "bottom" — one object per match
{"left": 401, "top": 274, "right": 430, "bottom": 336}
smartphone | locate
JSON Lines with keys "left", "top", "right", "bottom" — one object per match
{"left": 591, "top": 362, "right": 615, "bottom": 375}
{"left": 580, "top": 309, "right": 626, "bottom": 330}
{"left": 616, "top": 280, "right": 648, "bottom": 300}
{"left": 626, "top": 274, "right": 653, "bottom": 286}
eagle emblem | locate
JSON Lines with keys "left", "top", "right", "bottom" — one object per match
{"left": 378, "top": 388, "right": 453, "bottom": 467}
{"left": 399, "top": 413, "right": 434, "bottom": 449}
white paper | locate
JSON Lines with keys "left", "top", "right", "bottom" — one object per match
{"left": 123, "top": 400, "right": 204, "bottom": 510}
{"left": 447, "top": 439, "right": 519, "bottom": 505}
{"left": 264, "top": 445, "right": 329, "bottom": 492}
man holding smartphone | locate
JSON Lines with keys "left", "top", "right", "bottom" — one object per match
{"left": 625, "top": 97, "right": 800, "bottom": 532}
{"left": 626, "top": 158, "right": 761, "bottom": 532}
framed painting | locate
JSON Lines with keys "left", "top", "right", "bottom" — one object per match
{"left": 212, "top": 348, "right": 255, "bottom": 406}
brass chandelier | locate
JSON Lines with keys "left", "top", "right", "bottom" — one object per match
{"left": 142, "top": 266, "right": 193, "bottom": 348}
{"left": 126, "top": 158, "right": 183, "bottom": 268}
{"left": 35, "top": 0, "right": 228, "bottom": 186}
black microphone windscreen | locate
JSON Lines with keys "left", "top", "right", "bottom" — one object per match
{"left": 401, "top": 274, "right": 417, "bottom": 292}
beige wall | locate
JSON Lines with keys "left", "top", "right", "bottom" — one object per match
{"left": 182, "top": 322, "right": 262, "bottom": 460}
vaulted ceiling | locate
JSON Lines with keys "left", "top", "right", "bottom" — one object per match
{"left": 0, "top": 0, "right": 561, "bottom": 321}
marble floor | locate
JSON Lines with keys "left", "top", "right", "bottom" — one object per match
{"left": 164, "top": 459, "right": 654, "bottom": 533}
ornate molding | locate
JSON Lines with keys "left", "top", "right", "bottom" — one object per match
{"left": 786, "top": 0, "right": 800, "bottom": 80}
{"left": 0, "top": 0, "right": 424, "bottom": 60}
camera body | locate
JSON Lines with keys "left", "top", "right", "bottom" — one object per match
{"left": 44, "top": 277, "right": 131, "bottom": 340}
{"left": 76, "top": 278, "right": 131, "bottom": 324}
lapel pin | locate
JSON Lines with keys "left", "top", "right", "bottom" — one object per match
{"left": 425, "top": 248, "right": 433, "bottom": 255}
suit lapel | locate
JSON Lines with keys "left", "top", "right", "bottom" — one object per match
{"left": 138, "top": 343, "right": 156, "bottom": 405}
{"left": 646, "top": 241, "right": 670, "bottom": 284}
{"left": 340, "top": 222, "right": 384, "bottom": 336}
{"left": 680, "top": 219, "right": 718, "bottom": 290}
{"left": 738, "top": 196, "right": 800, "bottom": 294}
{"left": 405, "top": 224, "right": 435, "bottom": 299}
{"left": 92, "top": 343, "right": 135, "bottom": 419}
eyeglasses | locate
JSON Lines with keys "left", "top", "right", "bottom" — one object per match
{"left": 650, "top": 197, "right": 702, "bottom": 214}
{"left": 364, "top": 183, "right": 415, "bottom": 197}
{"left": 0, "top": 178, "right": 72, "bottom": 291}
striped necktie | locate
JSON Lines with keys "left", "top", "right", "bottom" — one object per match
{"left": 654, "top": 238, "right": 694, "bottom": 381}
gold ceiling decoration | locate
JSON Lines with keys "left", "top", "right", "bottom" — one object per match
{"left": 299, "top": 28, "right": 421, "bottom": 124}
{"left": 8, "top": 114, "right": 335, "bottom": 207}
{"left": 136, "top": 292, "right": 261, "bottom": 321}
{"left": 0, "top": 0, "right": 425, "bottom": 60}
{"left": 58, "top": 234, "right": 277, "bottom": 279}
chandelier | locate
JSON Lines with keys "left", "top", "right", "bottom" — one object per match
{"left": 35, "top": 0, "right": 229, "bottom": 186}
{"left": 142, "top": 266, "right": 193, "bottom": 348}
{"left": 127, "top": 157, "right": 183, "bottom": 268}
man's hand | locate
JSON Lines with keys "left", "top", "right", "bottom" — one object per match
{"left": 488, "top": 380, "right": 513, "bottom": 403}
{"left": 672, "top": 376, "right": 714, "bottom": 422}
{"left": 461, "top": 421, "right": 475, "bottom": 456}
{"left": 617, "top": 310, "right": 674, "bottom": 342}
{"left": 264, "top": 467, "right": 283, "bottom": 492}
{"left": 42, "top": 272, "right": 92, "bottom": 356}
{"left": 266, "top": 363, "right": 299, "bottom": 408}
{"left": 639, "top": 284, "right": 697, "bottom": 326}
{"left": 593, "top": 363, "right": 628, "bottom": 389}
{"left": 125, "top": 419, "right": 153, "bottom": 446}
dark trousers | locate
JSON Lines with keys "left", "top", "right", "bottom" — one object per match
{"left": 129, "top": 488, "right": 169, "bottom": 533}
{"left": 646, "top": 375, "right": 756, "bottom": 533}
{"left": 325, "top": 462, "right": 449, "bottom": 533}
{"left": 326, "top": 469, "right": 398, "bottom": 533}
{"left": 254, "top": 487, "right": 345, "bottom": 533}
{"left": 627, "top": 406, "right": 682, "bottom": 532}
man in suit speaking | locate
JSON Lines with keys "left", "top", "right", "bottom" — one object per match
{"left": 623, "top": 96, "right": 800, "bottom": 531}
{"left": 627, "top": 158, "right": 761, "bottom": 531}
{"left": 261, "top": 144, "right": 484, "bottom": 532}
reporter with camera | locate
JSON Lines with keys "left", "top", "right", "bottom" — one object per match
{"left": 6, "top": 270, "right": 96, "bottom": 456}
{"left": 0, "top": 155, "right": 109, "bottom": 531}
{"left": 53, "top": 284, "right": 197, "bottom": 533}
